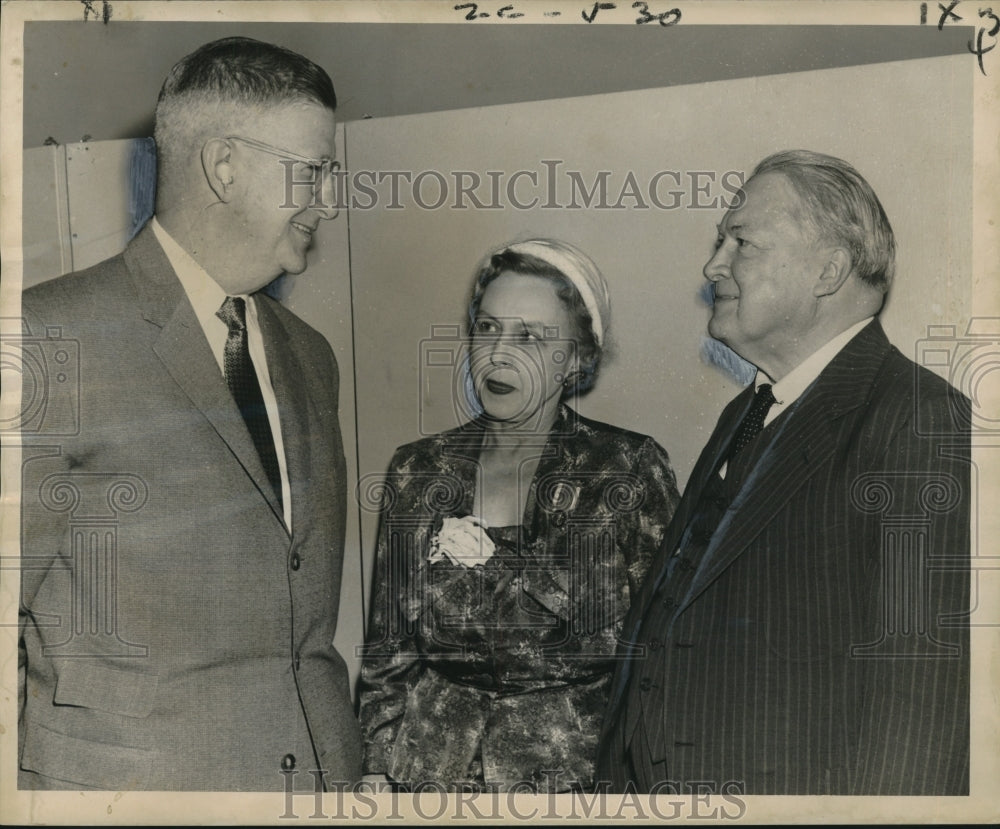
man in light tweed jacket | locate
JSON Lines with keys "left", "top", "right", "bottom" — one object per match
{"left": 19, "top": 37, "right": 361, "bottom": 791}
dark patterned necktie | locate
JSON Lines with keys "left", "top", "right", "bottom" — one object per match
{"left": 216, "top": 296, "right": 283, "bottom": 508}
{"left": 729, "top": 383, "right": 776, "bottom": 458}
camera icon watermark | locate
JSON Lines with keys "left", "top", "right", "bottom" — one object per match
{"left": 915, "top": 318, "right": 999, "bottom": 436}
{"left": 1, "top": 318, "right": 80, "bottom": 435}
{"left": 418, "top": 323, "right": 581, "bottom": 438}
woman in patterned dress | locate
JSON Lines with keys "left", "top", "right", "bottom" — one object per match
{"left": 358, "top": 238, "right": 679, "bottom": 792}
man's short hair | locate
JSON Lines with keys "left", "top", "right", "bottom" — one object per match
{"left": 751, "top": 150, "right": 895, "bottom": 292}
{"left": 154, "top": 37, "right": 337, "bottom": 180}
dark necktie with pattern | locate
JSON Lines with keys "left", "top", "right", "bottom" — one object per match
{"left": 216, "top": 296, "right": 283, "bottom": 509}
{"left": 729, "top": 382, "right": 777, "bottom": 459}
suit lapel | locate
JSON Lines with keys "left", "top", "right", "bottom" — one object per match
{"left": 610, "top": 395, "right": 753, "bottom": 735}
{"left": 630, "top": 388, "right": 752, "bottom": 620}
{"left": 255, "top": 297, "right": 309, "bottom": 529}
{"left": 521, "top": 405, "right": 572, "bottom": 538}
{"left": 678, "top": 398, "right": 839, "bottom": 612}
{"left": 678, "top": 388, "right": 753, "bottom": 522}
{"left": 439, "top": 421, "right": 485, "bottom": 519}
{"left": 399, "top": 424, "right": 486, "bottom": 619}
{"left": 678, "top": 320, "right": 892, "bottom": 613}
{"left": 125, "top": 224, "right": 283, "bottom": 524}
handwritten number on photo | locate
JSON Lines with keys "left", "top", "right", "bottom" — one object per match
{"left": 969, "top": 7, "right": 1000, "bottom": 74}
{"left": 633, "top": 1, "right": 681, "bottom": 25}
{"left": 455, "top": 2, "right": 489, "bottom": 20}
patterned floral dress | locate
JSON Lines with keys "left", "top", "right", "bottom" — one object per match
{"left": 358, "top": 405, "right": 679, "bottom": 791}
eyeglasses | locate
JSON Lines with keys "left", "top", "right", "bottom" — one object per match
{"left": 225, "top": 135, "right": 341, "bottom": 190}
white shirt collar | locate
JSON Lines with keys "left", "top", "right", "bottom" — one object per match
{"left": 756, "top": 317, "right": 874, "bottom": 425}
{"left": 151, "top": 216, "right": 233, "bottom": 373}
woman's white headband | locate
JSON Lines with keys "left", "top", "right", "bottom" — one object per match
{"left": 502, "top": 241, "right": 609, "bottom": 346}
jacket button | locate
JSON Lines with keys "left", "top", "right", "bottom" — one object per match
{"left": 290, "top": 553, "right": 301, "bottom": 571}
{"left": 552, "top": 513, "right": 566, "bottom": 527}
{"left": 648, "top": 638, "right": 662, "bottom": 651}
{"left": 639, "top": 677, "right": 653, "bottom": 692}
{"left": 281, "top": 754, "right": 296, "bottom": 771}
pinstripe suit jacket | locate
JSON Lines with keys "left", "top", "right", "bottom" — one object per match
{"left": 597, "top": 319, "right": 970, "bottom": 794}
{"left": 18, "top": 224, "right": 362, "bottom": 790}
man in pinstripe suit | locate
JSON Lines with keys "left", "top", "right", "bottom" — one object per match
{"left": 597, "top": 150, "right": 970, "bottom": 794}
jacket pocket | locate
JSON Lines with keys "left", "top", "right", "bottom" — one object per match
{"left": 54, "top": 662, "right": 158, "bottom": 717}
{"left": 20, "top": 720, "right": 153, "bottom": 789}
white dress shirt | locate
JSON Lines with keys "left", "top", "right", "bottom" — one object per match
{"left": 151, "top": 217, "right": 292, "bottom": 530}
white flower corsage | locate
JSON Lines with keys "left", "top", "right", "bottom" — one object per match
{"left": 427, "top": 515, "right": 496, "bottom": 569}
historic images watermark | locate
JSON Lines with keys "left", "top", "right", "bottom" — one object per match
{"left": 278, "top": 772, "right": 748, "bottom": 821}
{"left": 279, "top": 161, "right": 746, "bottom": 212}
